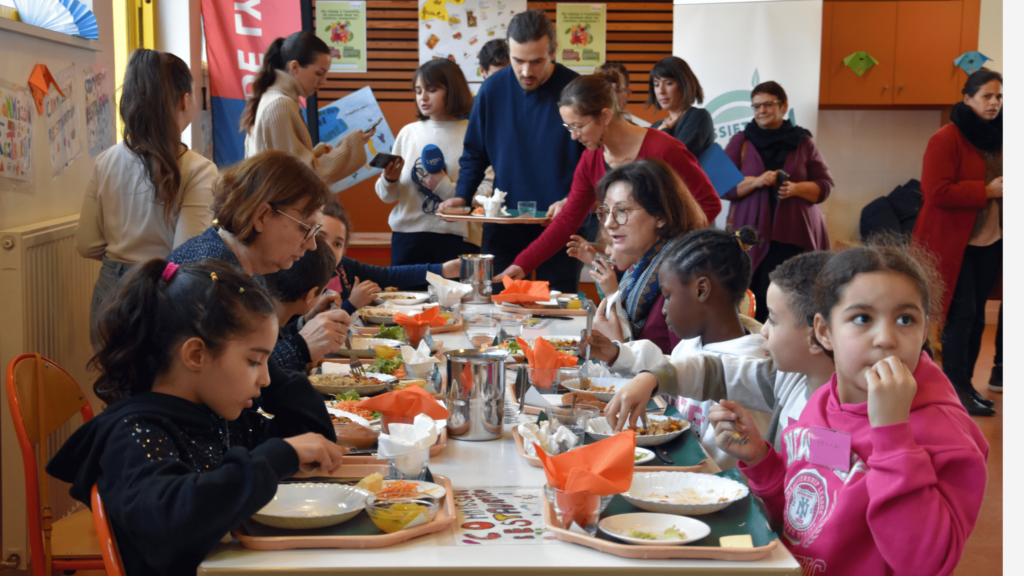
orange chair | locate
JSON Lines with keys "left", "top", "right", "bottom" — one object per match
{"left": 5, "top": 353, "right": 104, "bottom": 575}
{"left": 740, "top": 289, "right": 756, "bottom": 318}
{"left": 91, "top": 486, "right": 126, "bottom": 576}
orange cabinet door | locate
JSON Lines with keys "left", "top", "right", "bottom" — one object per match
{"left": 826, "top": 1, "right": 898, "bottom": 105}
{"left": 894, "top": 1, "right": 964, "bottom": 104}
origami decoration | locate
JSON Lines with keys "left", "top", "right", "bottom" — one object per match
{"left": 843, "top": 51, "right": 879, "bottom": 77}
{"left": 28, "top": 64, "right": 65, "bottom": 115}
{"left": 954, "top": 51, "right": 992, "bottom": 75}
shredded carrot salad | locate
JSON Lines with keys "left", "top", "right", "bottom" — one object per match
{"left": 331, "top": 400, "right": 375, "bottom": 420}
{"left": 378, "top": 480, "right": 421, "bottom": 495}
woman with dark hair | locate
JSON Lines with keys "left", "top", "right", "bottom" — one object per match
{"left": 495, "top": 70, "right": 719, "bottom": 285}
{"left": 77, "top": 48, "right": 217, "bottom": 345}
{"left": 648, "top": 56, "right": 714, "bottom": 157}
{"left": 375, "top": 59, "right": 478, "bottom": 268}
{"left": 597, "top": 61, "right": 650, "bottom": 127}
{"left": 242, "top": 31, "right": 372, "bottom": 185}
{"left": 589, "top": 158, "right": 709, "bottom": 353}
{"left": 723, "top": 80, "right": 834, "bottom": 324}
{"left": 913, "top": 70, "right": 1002, "bottom": 416}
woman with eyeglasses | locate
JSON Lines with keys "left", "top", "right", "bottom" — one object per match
{"left": 723, "top": 80, "right": 834, "bottom": 323}
{"left": 649, "top": 57, "right": 714, "bottom": 158}
{"left": 495, "top": 70, "right": 719, "bottom": 285}
{"left": 375, "top": 59, "right": 478, "bottom": 270}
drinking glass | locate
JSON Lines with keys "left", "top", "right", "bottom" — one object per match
{"left": 543, "top": 484, "right": 612, "bottom": 536}
{"left": 544, "top": 405, "right": 598, "bottom": 450}
{"left": 518, "top": 201, "right": 537, "bottom": 218}
{"left": 386, "top": 447, "right": 430, "bottom": 480}
{"left": 465, "top": 314, "right": 499, "bottom": 348}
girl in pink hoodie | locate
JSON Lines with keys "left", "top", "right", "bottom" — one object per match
{"left": 710, "top": 241, "right": 988, "bottom": 576}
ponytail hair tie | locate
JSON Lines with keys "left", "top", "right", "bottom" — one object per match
{"left": 161, "top": 262, "right": 180, "bottom": 282}
{"left": 735, "top": 231, "right": 753, "bottom": 252}
{"left": 210, "top": 272, "right": 219, "bottom": 282}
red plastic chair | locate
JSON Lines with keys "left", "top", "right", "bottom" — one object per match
{"left": 740, "top": 289, "right": 756, "bottom": 318}
{"left": 91, "top": 485, "right": 126, "bottom": 576}
{"left": 5, "top": 353, "right": 104, "bottom": 575}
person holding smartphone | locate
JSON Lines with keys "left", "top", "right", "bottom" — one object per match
{"left": 723, "top": 81, "right": 834, "bottom": 322}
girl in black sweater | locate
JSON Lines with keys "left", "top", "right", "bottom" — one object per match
{"left": 47, "top": 259, "right": 347, "bottom": 576}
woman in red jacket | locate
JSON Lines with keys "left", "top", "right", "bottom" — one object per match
{"left": 912, "top": 70, "right": 1002, "bottom": 416}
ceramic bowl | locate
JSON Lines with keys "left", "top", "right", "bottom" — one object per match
{"left": 598, "top": 512, "right": 711, "bottom": 545}
{"left": 586, "top": 415, "right": 690, "bottom": 447}
{"left": 622, "top": 472, "right": 749, "bottom": 515}
{"left": 252, "top": 483, "right": 372, "bottom": 529}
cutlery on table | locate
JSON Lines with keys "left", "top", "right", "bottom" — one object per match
{"left": 655, "top": 447, "right": 675, "bottom": 465}
{"left": 516, "top": 367, "right": 529, "bottom": 415}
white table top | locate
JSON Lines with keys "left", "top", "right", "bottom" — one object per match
{"left": 199, "top": 304, "right": 800, "bottom": 575}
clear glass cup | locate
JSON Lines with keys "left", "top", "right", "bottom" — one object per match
{"left": 543, "top": 484, "right": 613, "bottom": 536}
{"left": 528, "top": 367, "right": 561, "bottom": 391}
{"left": 518, "top": 201, "right": 537, "bottom": 218}
{"left": 386, "top": 447, "right": 430, "bottom": 480}
{"left": 558, "top": 367, "right": 580, "bottom": 388}
{"left": 465, "top": 314, "right": 499, "bottom": 349}
{"left": 544, "top": 405, "right": 598, "bottom": 450}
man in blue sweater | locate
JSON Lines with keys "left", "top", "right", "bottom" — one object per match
{"left": 440, "top": 9, "right": 585, "bottom": 293}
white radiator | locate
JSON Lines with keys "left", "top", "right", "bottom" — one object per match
{"left": 0, "top": 214, "right": 100, "bottom": 570}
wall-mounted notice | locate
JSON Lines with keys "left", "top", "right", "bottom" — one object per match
{"left": 0, "top": 80, "right": 33, "bottom": 182}
{"left": 418, "top": 0, "right": 527, "bottom": 93}
{"left": 556, "top": 3, "right": 605, "bottom": 73}
{"left": 84, "top": 64, "right": 115, "bottom": 157}
{"left": 44, "top": 64, "right": 82, "bottom": 178}
{"left": 316, "top": 1, "right": 367, "bottom": 73}
{"left": 318, "top": 86, "right": 396, "bottom": 191}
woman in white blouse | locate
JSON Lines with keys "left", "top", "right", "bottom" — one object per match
{"left": 77, "top": 49, "right": 217, "bottom": 344}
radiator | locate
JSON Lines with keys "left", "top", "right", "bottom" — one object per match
{"left": 0, "top": 214, "right": 100, "bottom": 569}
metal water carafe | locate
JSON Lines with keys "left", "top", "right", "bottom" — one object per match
{"left": 459, "top": 254, "right": 494, "bottom": 303}
{"left": 445, "top": 348, "right": 507, "bottom": 441}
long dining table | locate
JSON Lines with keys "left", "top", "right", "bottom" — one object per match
{"left": 198, "top": 303, "right": 802, "bottom": 575}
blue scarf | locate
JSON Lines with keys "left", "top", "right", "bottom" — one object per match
{"left": 619, "top": 237, "right": 677, "bottom": 336}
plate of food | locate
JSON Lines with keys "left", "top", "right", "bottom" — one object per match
{"left": 328, "top": 390, "right": 381, "bottom": 424}
{"left": 309, "top": 373, "right": 395, "bottom": 395}
{"left": 379, "top": 479, "right": 446, "bottom": 499}
{"left": 253, "top": 483, "right": 373, "bottom": 529}
{"left": 586, "top": 415, "right": 690, "bottom": 447}
{"left": 343, "top": 337, "right": 406, "bottom": 359}
{"left": 499, "top": 339, "right": 526, "bottom": 362}
{"left": 358, "top": 307, "right": 398, "bottom": 325}
{"left": 561, "top": 377, "right": 630, "bottom": 402}
{"left": 622, "top": 472, "right": 749, "bottom": 516}
{"left": 374, "top": 292, "right": 429, "bottom": 306}
{"left": 598, "top": 512, "right": 711, "bottom": 546}
{"left": 537, "top": 335, "right": 581, "bottom": 350}
{"left": 634, "top": 447, "right": 655, "bottom": 465}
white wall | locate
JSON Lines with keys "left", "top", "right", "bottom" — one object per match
{"left": 155, "top": 0, "right": 204, "bottom": 151}
{"left": 979, "top": 0, "right": 1002, "bottom": 73}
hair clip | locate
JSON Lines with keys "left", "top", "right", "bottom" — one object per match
{"left": 210, "top": 272, "right": 219, "bottom": 282}
{"left": 734, "top": 231, "right": 753, "bottom": 252}
{"left": 239, "top": 287, "right": 245, "bottom": 293}
{"left": 161, "top": 262, "right": 180, "bottom": 282}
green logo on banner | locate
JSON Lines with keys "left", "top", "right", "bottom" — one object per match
{"left": 705, "top": 69, "right": 796, "bottom": 145}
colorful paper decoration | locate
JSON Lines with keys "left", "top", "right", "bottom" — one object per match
{"left": 843, "top": 51, "right": 879, "bottom": 77}
{"left": 954, "top": 51, "right": 992, "bottom": 75}
{"left": 28, "top": 64, "right": 64, "bottom": 115}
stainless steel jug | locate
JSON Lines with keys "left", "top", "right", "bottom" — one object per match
{"left": 445, "top": 348, "right": 507, "bottom": 441}
{"left": 459, "top": 254, "right": 494, "bottom": 303}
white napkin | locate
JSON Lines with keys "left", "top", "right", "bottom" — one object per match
{"left": 427, "top": 272, "right": 471, "bottom": 307}
{"left": 474, "top": 188, "right": 507, "bottom": 217}
{"left": 377, "top": 414, "right": 439, "bottom": 475}
{"left": 401, "top": 340, "right": 440, "bottom": 385}
{"left": 321, "top": 362, "right": 348, "bottom": 375}
{"left": 517, "top": 421, "right": 578, "bottom": 456}
{"left": 604, "top": 291, "right": 633, "bottom": 342}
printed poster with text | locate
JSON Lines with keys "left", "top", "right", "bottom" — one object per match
{"left": 556, "top": 3, "right": 606, "bottom": 73}
{"left": 418, "top": 0, "right": 527, "bottom": 93}
{"left": 316, "top": 1, "right": 367, "bottom": 73}
{"left": 317, "top": 86, "right": 396, "bottom": 191}
{"left": 44, "top": 65, "right": 83, "bottom": 178}
{"left": 453, "top": 487, "right": 558, "bottom": 545}
{"left": 84, "top": 64, "right": 115, "bottom": 157}
{"left": 0, "top": 80, "right": 33, "bottom": 181}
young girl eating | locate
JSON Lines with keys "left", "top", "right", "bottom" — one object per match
{"left": 47, "top": 259, "right": 347, "bottom": 576}
{"left": 710, "top": 241, "right": 988, "bottom": 576}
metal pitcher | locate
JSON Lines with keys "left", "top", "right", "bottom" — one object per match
{"left": 444, "top": 348, "right": 507, "bottom": 441}
{"left": 459, "top": 254, "right": 494, "bottom": 303}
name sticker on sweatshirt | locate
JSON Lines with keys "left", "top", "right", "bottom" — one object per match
{"left": 808, "top": 426, "right": 851, "bottom": 473}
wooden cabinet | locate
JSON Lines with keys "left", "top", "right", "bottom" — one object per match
{"left": 820, "top": 0, "right": 981, "bottom": 106}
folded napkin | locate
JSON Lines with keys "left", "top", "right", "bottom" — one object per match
{"left": 536, "top": 430, "right": 636, "bottom": 495}
{"left": 427, "top": 272, "right": 472, "bottom": 307}
{"left": 518, "top": 421, "right": 578, "bottom": 456}
{"left": 492, "top": 277, "right": 551, "bottom": 305}
{"left": 320, "top": 362, "right": 349, "bottom": 375}
{"left": 401, "top": 340, "right": 441, "bottom": 382}
{"left": 377, "top": 414, "right": 439, "bottom": 476}
{"left": 474, "top": 189, "right": 506, "bottom": 217}
{"left": 516, "top": 336, "right": 578, "bottom": 370}
{"left": 355, "top": 385, "right": 451, "bottom": 419}
{"left": 394, "top": 305, "right": 448, "bottom": 329}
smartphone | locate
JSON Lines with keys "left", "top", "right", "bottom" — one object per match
{"left": 776, "top": 170, "right": 791, "bottom": 186}
{"left": 366, "top": 117, "right": 383, "bottom": 132}
{"left": 369, "top": 152, "right": 402, "bottom": 169}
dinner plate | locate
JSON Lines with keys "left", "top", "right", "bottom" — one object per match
{"left": 586, "top": 415, "right": 690, "bottom": 447}
{"left": 326, "top": 408, "right": 371, "bottom": 428}
{"left": 373, "top": 292, "right": 429, "bottom": 306}
{"left": 351, "top": 337, "right": 405, "bottom": 351}
{"left": 561, "top": 377, "right": 630, "bottom": 402}
{"left": 622, "top": 472, "right": 749, "bottom": 515}
{"left": 358, "top": 307, "right": 398, "bottom": 325}
{"left": 598, "top": 513, "right": 711, "bottom": 546}
{"left": 311, "top": 372, "right": 396, "bottom": 396}
{"left": 633, "top": 447, "right": 655, "bottom": 465}
{"left": 253, "top": 483, "right": 373, "bottom": 529}
{"left": 536, "top": 335, "right": 582, "bottom": 349}
{"left": 381, "top": 479, "right": 446, "bottom": 499}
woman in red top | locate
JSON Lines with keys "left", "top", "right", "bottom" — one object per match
{"left": 494, "top": 69, "right": 720, "bottom": 281}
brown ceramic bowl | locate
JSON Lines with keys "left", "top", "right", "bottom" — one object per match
{"left": 334, "top": 423, "right": 380, "bottom": 450}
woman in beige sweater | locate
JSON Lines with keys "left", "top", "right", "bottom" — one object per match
{"left": 241, "top": 31, "right": 372, "bottom": 185}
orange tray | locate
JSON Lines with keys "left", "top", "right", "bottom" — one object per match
{"left": 233, "top": 464, "right": 455, "bottom": 550}
{"left": 512, "top": 428, "right": 707, "bottom": 473}
{"left": 541, "top": 491, "right": 778, "bottom": 561}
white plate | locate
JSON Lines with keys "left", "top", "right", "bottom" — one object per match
{"left": 374, "top": 292, "right": 429, "bottom": 306}
{"left": 381, "top": 479, "right": 446, "bottom": 499}
{"left": 326, "top": 408, "right": 371, "bottom": 428}
{"left": 634, "top": 447, "right": 655, "bottom": 465}
{"left": 351, "top": 337, "right": 405, "bottom": 351}
{"left": 586, "top": 415, "right": 690, "bottom": 447}
{"left": 311, "top": 372, "right": 396, "bottom": 396}
{"left": 537, "top": 335, "right": 582, "bottom": 349}
{"left": 358, "top": 308, "right": 398, "bottom": 325}
{"left": 253, "top": 483, "right": 373, "bottom": 529}
{"left": 562, "top": 377, "right": 631, "bottom": 402}
{"left": 622, "top": 472, "right": 749, "bottom": 516}
{"left": 598, "top": 513, "right": 711, "bottom": 546}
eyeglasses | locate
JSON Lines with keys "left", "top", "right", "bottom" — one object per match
{"left": 750, "top": 100, "right": 783, "bottom": 111}
{"left": 595, "top": 205, "right": 640, "bottom": 226}
{"left": 275, "top": 209, "right": 322, "bottom": 242}
{"left": 562, "top": 117, "right": 594, "bottom": 137}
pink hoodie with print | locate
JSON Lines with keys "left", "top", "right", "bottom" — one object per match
{"left": 740, "top": 352, "right": 988, "bottom": 576}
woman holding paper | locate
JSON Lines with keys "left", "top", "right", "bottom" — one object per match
{"left": 723, "top": 80, "right": 834, "bottom": 323}
{"left": 241, "top": 31, "right": 373, "bottom": 186}
{"left": 495, "top": 70, "right": 719, "bottom": 282}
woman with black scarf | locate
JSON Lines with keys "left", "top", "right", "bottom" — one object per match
{"left": 913, "top": 70, "right": 1003, "bottom": 416}
{"left": 723, "top": 81, "right": 835, "bottom": 323}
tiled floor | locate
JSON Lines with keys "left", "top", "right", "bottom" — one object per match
{"left": 953, "top": 323, "right": 1002, "bottom": 575}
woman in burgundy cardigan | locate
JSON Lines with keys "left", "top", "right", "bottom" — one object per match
{"left": 494, "top": 70, "right": 720, "bottom": 282}
{"left": 723, "top": 81, "right": 834, "bottom": 323}
{"left": 913, "top": 70, "right": 1002, "bottom": 416}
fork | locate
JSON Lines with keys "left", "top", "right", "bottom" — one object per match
{"left": 345, "top": 330, "right": 365, "bottom": 376}
{"left": 579, "top": 302, "right": 595, "bottom": 390}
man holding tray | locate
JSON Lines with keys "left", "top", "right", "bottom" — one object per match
{"left": 439, "top": 9, "right": 585, "bottom": 293}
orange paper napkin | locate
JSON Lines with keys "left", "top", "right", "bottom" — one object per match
{"left": 394, "top": 305, "right": 448, "bottom": 329}
{"left": 535, "top": 431, "right": 636, "bottom": 494}
{"left": 491, "top": 277, "right": 551, "bottom": 305}
{"left": 516, "top": 337, "right": 578, "bottom": 370}
{"left": 355, "top": 386, "right": 450, "bottom": 419}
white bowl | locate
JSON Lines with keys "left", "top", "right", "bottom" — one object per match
{"left": 562, "top": 377, "right": 631, "bottom": 402}
{"left": 633, "top": 447, "right": 655, "bottom": 465}
{"left": 598, "top": 512, "right": 711, "bottom": 545}
{"left": 587, "top": 415, "right": 690, "bottom": 447}
{"left": 253, "top": 483, "right": 373, "bottom": 529}
{"left": 622, "top": 472, "right": 749, "bottom": 516}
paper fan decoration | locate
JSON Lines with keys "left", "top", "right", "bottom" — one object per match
{"left": 59, "top": 0, "right": 99, "bottom": 40}
{"left": 13, "top": 0, "right": 79, "bottom": 36}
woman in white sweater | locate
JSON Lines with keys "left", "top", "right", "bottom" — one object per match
{"left": 77, "top": 49, "right": 217, "bottom": 344}
{"left": 241, "top": 31, "right": 371, "bottom": 185}
{"left": 375, "top": 59, "right": 476, "bottom": 267}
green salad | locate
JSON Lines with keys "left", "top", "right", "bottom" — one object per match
{"left": 334, "top": 390, "right": 382, "bottom": 419}
{"left": 369, "top": 356, "right": 404, "bottom": 375}
{"left": 375, "top": 325, "right": 405, "bottom": 341}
